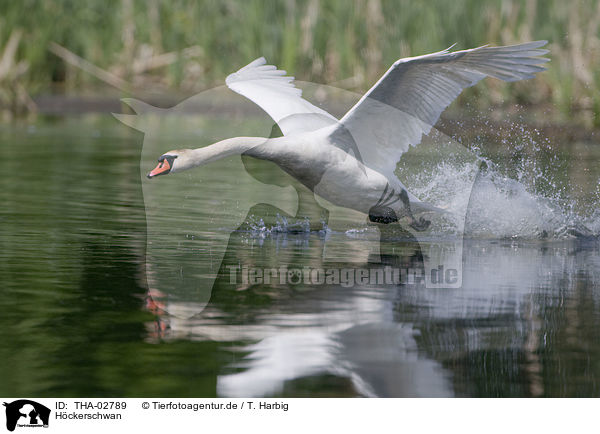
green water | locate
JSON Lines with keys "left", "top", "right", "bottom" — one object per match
{"left": 1, "top": 114, "right": 600, "bottom": 397}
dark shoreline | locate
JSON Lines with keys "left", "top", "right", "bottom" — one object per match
{"left": 11, "top": 94, "right": 598, "bottom": 144}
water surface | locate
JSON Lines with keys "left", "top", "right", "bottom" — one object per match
{"left": 1, "top": 113, "right": 599, "bottom": 397}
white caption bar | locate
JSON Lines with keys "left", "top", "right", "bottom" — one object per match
{"left": 0, "top": 398, "right": 596, "bottom": 433}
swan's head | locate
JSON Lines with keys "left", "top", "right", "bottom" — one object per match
{"left": 147, "top": 149, "right": 193, "bottom": 179}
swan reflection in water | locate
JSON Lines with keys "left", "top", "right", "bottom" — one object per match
{"left": 144, "top": 202, "right": 455, "bottom": 397}
{"left": 143, "top": 209, "right": 600, "bottom": 397}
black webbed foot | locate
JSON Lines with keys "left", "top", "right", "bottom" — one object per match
{"left": 368, "top": 206, "right": 398, "bottom": 224}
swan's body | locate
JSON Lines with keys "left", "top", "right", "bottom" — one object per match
{"left": 148, "top": 41, "right": 549, "bottom": 230}
{"left": 249, "top": 128, "right": 396, "bottom": 213}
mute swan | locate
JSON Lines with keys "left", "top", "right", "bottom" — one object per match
{"left": 148, "top": 41, "right": 549, "bottom": 231}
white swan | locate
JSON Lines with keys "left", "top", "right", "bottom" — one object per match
{"left": 147, "top": 41, "right": 549, "bottom": 231}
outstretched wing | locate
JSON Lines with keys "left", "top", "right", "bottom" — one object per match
{"left": 226, "top": 57, "right": 337, "bottom": 136}
{"left": 331, "top": 41, "right": 549, "bottom": 183}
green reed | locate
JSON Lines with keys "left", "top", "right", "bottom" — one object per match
{"left": 1, "top": 0, "right": 599, "bottom": 125}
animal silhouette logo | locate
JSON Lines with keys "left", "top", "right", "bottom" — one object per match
{"left": 3, "top": 400, "right": 50, "bottom": 431}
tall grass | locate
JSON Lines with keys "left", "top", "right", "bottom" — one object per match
{"left": 1, "top": 0, "right": 600, "bottom": 125}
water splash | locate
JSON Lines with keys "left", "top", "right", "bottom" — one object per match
{"left": 408, "top": 121, "right": 599, "bottom": 240}
{"left": 246, "top": 214, "right": 325, "bottom": 236}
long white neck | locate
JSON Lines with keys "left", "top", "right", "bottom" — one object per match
{"left": 180, "top": 136, "right": 268, "bottom": 171}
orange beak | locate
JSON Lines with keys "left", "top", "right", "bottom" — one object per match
{"left": 147, "top": 159, "right": 172, "bottom": 179}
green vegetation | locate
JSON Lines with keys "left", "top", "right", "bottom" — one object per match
{"left": 1, "top": 0, "right": 599, "bottom": 124}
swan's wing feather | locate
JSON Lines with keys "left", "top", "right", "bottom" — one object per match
{"left": 332, "top": 41, "right": 549, "bottom": 183}
{"left": 226, "top": 57, "right": 337, "bottom": 136}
